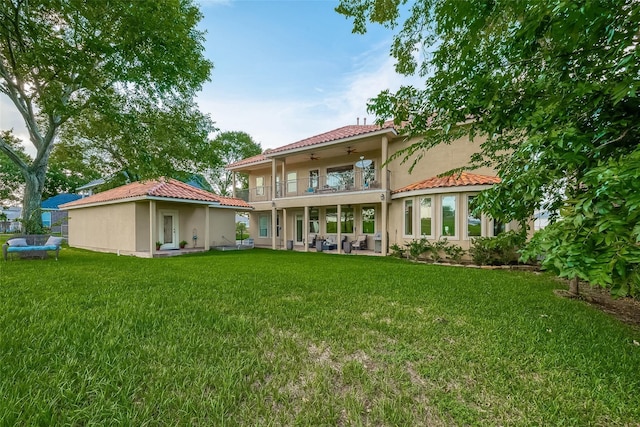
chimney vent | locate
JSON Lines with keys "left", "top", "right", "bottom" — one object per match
{"left": 364, "top": 118, "right": 367, "bottom": 125}
{"left": 357, "top": 117, "right": 360, "bottom": 125}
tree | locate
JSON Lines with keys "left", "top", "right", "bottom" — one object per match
{"left": 337, "top": 1, "right": 640, "bottom": 297}
{"left": 207, "top": 131, "right": 262, "bottom": 196}
{"left": 0, "top": 131, "right": 28, "bottom": 204}
{"left": 0, "top": 0, "right": 213, "bottom": 232}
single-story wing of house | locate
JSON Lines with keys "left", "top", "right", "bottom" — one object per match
{"left": 60, "top": 178, "right": 252, "bottom": 257}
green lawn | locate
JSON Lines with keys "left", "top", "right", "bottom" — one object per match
{"left": 1, "top": 248, "right": 639, "bottom": 425}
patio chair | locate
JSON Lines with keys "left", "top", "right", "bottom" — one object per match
{"left": 351, "top": 235, "right": 367, "bottom": 250}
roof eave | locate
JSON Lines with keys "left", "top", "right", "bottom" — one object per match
{"left": 391, "top": 184, "right": 495, "bottom": 199}
{"left": 266, "top": 127, "right": 398, "bottom": 159}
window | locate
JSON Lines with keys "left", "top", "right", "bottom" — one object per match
{"left": 493, "top": 220, "right": 505, "bottom": 236}
{"left": 327, "top": 165, "right": 354, "bottom": 190}
{"left": 404, "top": 199, "right": 413, "bottom": 236}
{"left": 287, "top": 172, "right": 297, "bottom": 193}
{"left": 325, "top": 208, "right": 337, "bottom": 233}
{"left": 467, "top": 196, "right": 481, "bottom": 237}
{"left": 41, "top": 211, "right": 51, "bottom": 228}
{"left": 259, "top": 215, "right": 269, "bottom": 237}
{"left": 309, "top": 209, "right": 319, "bottom": 234}
{"left": 419, "top": 197, "right": 432, "bottom": 236}
{"left": 341, "top": 208, "right": 354, "bottom": 233}
{"left": 362, "top": 207, "right": 375, "bottom": 234}
{"left": 442, "top": 195, "right": 456, "bottom": 237}
{"left": 363, "top": 161, "right": 376, "bottom": 187}
{"left": 275, "top": 175, "right": 281, "bottom": 197}
{"left": 309, "top": 170, "right": 319, "bottom": 189}
{"left": 256, "top": 176, "right": 264, "bottom": 196}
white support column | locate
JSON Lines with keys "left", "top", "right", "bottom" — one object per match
{"left": 149, "top": 200, "right": 156, "bottom": 256}
{"left": 337, "top": 204, "right": 342, "bottom": 254}
{"left": 304, "top": 205, "right": 309, "bottom": 253}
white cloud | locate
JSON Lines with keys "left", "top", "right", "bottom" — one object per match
{"left": 199, "top": 41, "right": 422, "bottom": 150}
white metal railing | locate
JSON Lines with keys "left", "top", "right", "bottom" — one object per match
{"left": 241, "top": 169, "right": 389, "bottom": 203}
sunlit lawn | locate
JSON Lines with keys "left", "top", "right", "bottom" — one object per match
{"left": 1, "top": 246, "right": 639, "bottom": 425}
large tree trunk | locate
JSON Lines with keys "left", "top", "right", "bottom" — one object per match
{"left": 21, "top": 160, "right": 48, "bottom": 234}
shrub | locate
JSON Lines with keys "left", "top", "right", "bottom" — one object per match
{"left": 405, "top": 237, "right": 431, "bottom": 260}
{"left": 389, "top": 243, "right": 406, "bottom": 258}
{"left": 470, "top": 231, "right": 526, "bottom": 265}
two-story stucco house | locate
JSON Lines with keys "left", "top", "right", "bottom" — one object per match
{"left": 227, "top": 121, "right": 515, "bottom": 255}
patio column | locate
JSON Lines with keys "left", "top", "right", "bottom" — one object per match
{"left": 281, "top": 158, "right": 286, "bottom": 198}
{"left": 149, "top": 200, "right": 156, "bottom": 256}
{"left": 283, "top": 208, "right": 288, "bottom": 250}
{"left": 381, "top": 135, "right": 389, "bottom": 190}
{"left": 381, "top": 199, "right": 388, "bottom": 256}
{"left": 271, "top": 206, "right": 277, "bottom": 250}
{"left": 232, "top": 171, "right": 237, "bottom": 198}
{"left": 337, "top": 204, "right": 342, "bottom": 254}
{"left": 204, "top": 205, "right": 210, "bottom": 250}
{"left": 271, "top": 159, "right": 277, "bottom": 200}
{"left": 304, "top": 206, "right": 309, "bottom": 252}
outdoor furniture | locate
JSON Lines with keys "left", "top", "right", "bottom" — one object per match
{"left": 2, "top": 235, "right": 63, "bottom": 260}
{"left": 322, "top": 237, "right": 338, "bottom": 250}
{"left": 308, "top": 234, "right": 317, "bottom": 248}
{"left": 351, "top": 235, "right": 368, "bottom": 250}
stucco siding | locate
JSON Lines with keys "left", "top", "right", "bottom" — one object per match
{"left": 67, "top": 203, "right": 137, "bottom": 252}
{"left": 208, "top": 209, "right": 236, "bottom": 247}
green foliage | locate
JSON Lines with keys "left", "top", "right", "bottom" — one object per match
{"left": 470, "top": 231, "right": 527, "bottom": 266}
{"left": 0, "top": 132, "right": 28, "bottom": 204}
{"left": 207, "top": 131, "right": 262, "bottom": 196}
{"left": 522, "top": 148, "right": 640, "bottom": 297}
{"left": 401, "top": 237, "right": 465, "bottom": 263}
{"left": 337, "top": 0, "right": 640, "bottom": 295}
{"left": 389, "top": 243, "right": 406, "bottom": 258}
{"left": 0, "top": 0, "right": 213, "bottom": 231}
{"left": 236, "top": 221, "right": 249, "bottom": 241}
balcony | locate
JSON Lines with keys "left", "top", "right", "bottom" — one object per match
{"left": 235, "top": 169, "right": 389, "bottom": 203}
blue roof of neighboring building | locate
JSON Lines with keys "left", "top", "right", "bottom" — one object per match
{"left": 42, "top": 193, "right": 83, "bottom": 210}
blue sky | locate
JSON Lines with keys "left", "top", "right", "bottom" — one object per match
{"left": 0, "top": 0, "right": 418, "bottom": 154}
{"left": 197, "top": 0, "right": 418, "bottom": 149}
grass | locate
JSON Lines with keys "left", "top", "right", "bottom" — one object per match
{"left": 1, "top": 246, "right": 639, "bottom": 425}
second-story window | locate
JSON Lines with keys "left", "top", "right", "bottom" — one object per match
{"left": 287, "top": 172, "right": 297, "bottom": 194}
{"left": 327, "top": 165, "right": 354, "bottom": 190}
{"left": 309, "top": 170, "right": 319, "bottom": 189}
{"left": 256, "top": 176, "right": 264, "bottom": 196}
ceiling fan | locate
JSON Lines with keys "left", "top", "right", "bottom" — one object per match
{"left": 309, "top": 153, "right": 319, "bottom": 160}
{"left": 346, "top": 146, "right": 357, "bottom": 155}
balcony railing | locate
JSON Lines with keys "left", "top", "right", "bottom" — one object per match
{"left": 235, "top": 169, "right": 389, "bottom": 203}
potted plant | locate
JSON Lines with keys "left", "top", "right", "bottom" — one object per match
{"left": 155, "top": 241, "right": 162, "bottom": 250}
{"left": 179, "top": 240, "right": 188, "bottom": 249}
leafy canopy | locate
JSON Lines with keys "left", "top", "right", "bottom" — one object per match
{"left": 0, "top": 0, "right": 213, "bottom": 231}
{"left": 337, "top": 0, "right": 640, "bottom": 296}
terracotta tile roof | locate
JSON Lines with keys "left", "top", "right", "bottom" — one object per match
{"left": 268, "top": 123, "right": 395, "bottom": 155}
{"left": 227, "top": 122, "right": 396, "bottom": 169}
{"left": 60, "top": 178, "right": 252, "bottom": 209}
{"left": 226, "top": 153, "right": 269, "bottom": 169}
{"left": 392, "top": 172, "right": 501, "bottom": 194}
